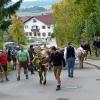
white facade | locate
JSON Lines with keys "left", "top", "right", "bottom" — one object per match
{"left": 24, "top": 17, "right": 54, "bottom": 40}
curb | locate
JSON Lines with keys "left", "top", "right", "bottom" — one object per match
{"left": 84, "top": 62, "right": 100, "bottom": 69}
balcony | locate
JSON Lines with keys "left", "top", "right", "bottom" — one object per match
{"left": 31, "top": 28, "right": 40, "bottom": 32}
{"left": 31, "top": 26, "right": 40, "bottom": 32}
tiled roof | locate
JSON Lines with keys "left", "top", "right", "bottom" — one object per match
{"left": 20, "top": 16, "right": 32, "bottom": 23}
{"left": 35, "top": 14, "right": 54, "bottom": 25}
{"left": 20, "top": 13, "right": 54, "bottom": 25}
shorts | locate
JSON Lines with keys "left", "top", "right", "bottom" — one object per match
{"left": 1, "top": 64, "right": 7, "bottom": 72}
{"left": 12, "top": 57, "right": 17, "bottom": 62}
{"left": 8, "top": 56, "right": 11, "bottom": 62}
{"left": 54, "top": 65, "right": 62, "bottom": 76}
{"left": 0, "top": 65, "right": 3, "bottom": 72}
{"left": 19, "top": 61, "right": 28, "bottom": 70}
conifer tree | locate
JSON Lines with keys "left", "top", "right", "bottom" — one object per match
{"left": 0, "top": 0, "right": 22, "bottom": 30}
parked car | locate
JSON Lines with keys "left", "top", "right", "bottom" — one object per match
{"left": 4, "top": 42, "right": 20, "bottom": 49}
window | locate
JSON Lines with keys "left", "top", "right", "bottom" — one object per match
{"left": 42, "top": 33, "right": 46, "bottom": 37}
{"left": 29, "top": 32, "right": 32, "bottom": 36}
{"left": 32, "top": 26, "right": 38, "bottom": 30}
{"left": 42, "top": 26, "right": 46, "bottom": 29}
{"left": 48, "top": 32, "right": 51, "bottom": 36}
{"left": 34, "top": 31, "right": 37, "bottom": 36}
{"left": 32, "top": 26, "right": 34, "bottom": 29}
{"left": 48, "top": 26, "right": 50, "bottom": 29}
{"left": 25, "top": 25, "right": 28, "bottom": 29}
{"left": 26, "top": 32, "right": 28, "bottom": 36}
{"left": 36, "top": 26, "right": 38, "bottom": 29}
{"left": 33, "top": 19, "right": 36, "bottom": 22}
{"left": 38, "top": 33, "right": 40, "bottom": 36}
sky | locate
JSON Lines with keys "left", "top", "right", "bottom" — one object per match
{"left": 12, "top": 0, "right": 37, "bottom": 2}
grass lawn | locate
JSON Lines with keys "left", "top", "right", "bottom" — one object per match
{"left": 87, "top": 52, "right": 100, "bottom": 60}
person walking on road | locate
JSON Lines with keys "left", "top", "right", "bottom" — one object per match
{"left": 64, "top": 42, "right": 75, "bottom": 78}
{"left": 81, "top": 40, "right": 91, "bottom": 57}
{"left": 0, "top": 50, "right": 9, "bottom": 82}
{"left": 17, "top": 46, "right": 30, "bottom": 81}
{"left": 11, "top": 48, "right": 17, "bottom": 70}
{"left": 28, "top": 45, "right": 36, "bottom": 74}
{"left": 49, "top": 46, "right": 65, "bottom": 91}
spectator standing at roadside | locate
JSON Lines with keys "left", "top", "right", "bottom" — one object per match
{"left": 93, "top": 37, "right": 98, "bottom": 57}
{"left": 97, "top": 37, "right": 100, "bottom": 56}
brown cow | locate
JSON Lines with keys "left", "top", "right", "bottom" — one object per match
{"left": 32, "top": 48, "right": 51, "bottom": 85}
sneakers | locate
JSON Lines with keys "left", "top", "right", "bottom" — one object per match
{"left": 26, "top": 75, "right": 28, "bottom": 79}
{"left": 17, "top": 75, "right": 29, "bottom": 80}
{"left": 56, "top": 85, "right": 61, "bottom": 91}
{"left": 31, "top": 71, "right": 35, "bottom": 75}
{"left": 0, "top": 79, "right": 4, "bottom": 83}
{"left": 68, "top": 75, "right": 73, "bottom": 78}
{"left": 17, "top": 76, "right": 20, "bottom": 81}
{"left": 6, "top": 78, "right": 9, "bottom": 81}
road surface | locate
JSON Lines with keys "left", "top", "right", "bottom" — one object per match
{"left": 0, "top": 63, "right": 100, "bottom": 100}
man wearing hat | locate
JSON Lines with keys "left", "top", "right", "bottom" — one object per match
{"left": 49, "top": 46, "right": 65, "bottom": 91}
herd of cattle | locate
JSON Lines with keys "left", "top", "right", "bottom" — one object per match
{"left": 1, "top": 38, "right": 100, "bottom": 84}
{"left": 32, "top": 46, "right": 87, "bottom": 85}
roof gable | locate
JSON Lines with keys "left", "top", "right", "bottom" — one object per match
{"left": 20, "top": 13, "right": 54, "bottom": 25}
{"left": 20, "top": 16, "right": 32, "bottom": 23}
{"left": 35, "top": 14, "right": 54, "bottom": 25}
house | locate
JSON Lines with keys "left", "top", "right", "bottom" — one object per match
{"left": 20, "top": 14, "right": 54, "bottom": 40}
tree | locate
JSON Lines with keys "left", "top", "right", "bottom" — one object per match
{"left": 75, "top": 0, "right": 100, "bottom": 41}
{"left": 0, "top": 0, "right": 22, "bottom": 30}
{"left": 52, "top": 0, "right": 82, "bottom": 47}
{"left": 52, "top": 0, "right": 100, "bottom": 47}
{"left": 0, "top": 30, "right": 4, "bottom": 49}
{"left": 8, "top": 15, "right": 26, "bottom": 45}
{"left": 0, "top": 0, "right": 22, "bottom": 49}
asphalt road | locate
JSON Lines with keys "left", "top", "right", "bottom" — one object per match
{"left": 0, "top": 63, "right": 100, "bottom": 100}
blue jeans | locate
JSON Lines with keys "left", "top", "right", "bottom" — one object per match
{"left": 67, "top": 57, "right": 75, "bottom": 77}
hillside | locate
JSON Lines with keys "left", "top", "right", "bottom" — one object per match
{"left": 19, "top": 6, "right": 47, "bottom": 13}
{"left": 16, "top": 0, "right": 60, "bottom": 16}
{"left": 20, "top": 0, "right": 60, "bottom": 9}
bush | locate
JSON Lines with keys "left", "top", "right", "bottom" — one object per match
{"left": 7, "top": 63, "right": 13, "bottom": 72}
